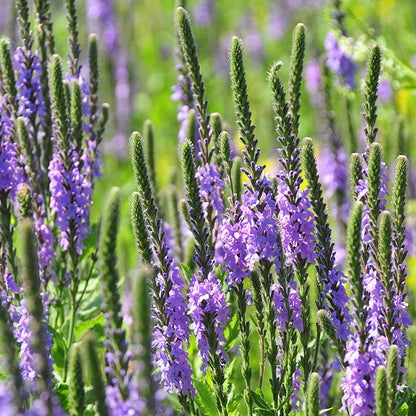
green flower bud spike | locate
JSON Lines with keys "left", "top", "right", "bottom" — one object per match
{"left": 82, "top": 334, "right": 109, "bottom": 416}
{"left": 69, "top": 343, "right": 85, "bottom": 416}
{"left": 307, "top": 372, "right": 321, "bottom": 416}
{"left": 288, "top": 23, "right": 306, "bottom": 137}
{"left": 375, "top": 366, "right": 388, "bottom": 416}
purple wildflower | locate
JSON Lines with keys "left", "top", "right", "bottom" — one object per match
{"left": 271, "top": 281, "right": 303, "bottom": 332}
{"left": 276, "top": 182, "right": 316, "bottom": 265}
{"left": 49, "top": 147, "right": 93, "bottom": 254}
{"left": 152, "top": 265, "right": 194, "bottom": 396}
{"left": 0, "top": 110, "right": 25, "bottom": 199}
{"left": 188, "top": 271, "right": 229, "bottom": 373}
{"left": 196, "top": 163, "right": 225, "bottom": 216}
{"left": 291, "top": 368, "right": 303, "bottom": 411}
{"left": 193, "top": 0, "right": 215, "bottom": 27}
{"left": 325, "top": 31, "right": 358, "bottom": 89}
{"left": 341, "top": 333, "right": 389, "bottom": 415}
{"left": 378, "top": 79, "right": 392, "bottom": 102}
{"left": 305, "top": 59, "right": 321, "bottom": 95}
{"left": 317, "top": 145, "right": 348, "bottom": 215}
{"left": 14, "top": 47, "right": 46, "bottom": 122}
{"left": 217, "top": 179, "right": 281, "bottom": 286}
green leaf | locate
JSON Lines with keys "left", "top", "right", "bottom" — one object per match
{"left": 249, "top": 390, "right": 273, "bottom": 413}
{"left": 55, "top": 383, "right": 70, "bottom": 412}
{"left": 225, "top": 314, "right": 239, "bottom": 349}
{"left": 49, "top": 325, "right": 68, "bottom": 374}
{"left": 194, "top": 378, "right": 220, "bottom": 416}
{"left": 75, "top": 313, "right": 105, "bottom": 341}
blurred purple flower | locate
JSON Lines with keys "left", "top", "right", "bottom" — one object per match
{"left": 325, "top": 31, "right": 357, "bottom": 89}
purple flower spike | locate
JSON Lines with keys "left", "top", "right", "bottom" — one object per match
{"left": 188, "top": 271, "right": 229, "bottom": 373}
{"left": 276, "top": 182, "right": 316, "bottom": 265}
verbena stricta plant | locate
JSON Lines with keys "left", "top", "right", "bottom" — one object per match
{"left": 0, "top": 1, "right": 415, "bottom": 416}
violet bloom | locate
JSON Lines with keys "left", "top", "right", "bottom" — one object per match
{"left": 305, "top": 59, "right": 321, "bottom": 95}
{"left": 356, "top": 161, "right": 388, "bottom": 244}
{"left": 188, "top": 271, "right": 229, "bottom": 373}
{"left": 152, "top": 265, "right": 194, "bottom": 396}
{"left": 0, "top": 110, "right": 25, "bottom": 200}
{"left": 49, "top": 145, "right": 93, "bottom": 254}
{"left": 193, "top": 0, "right": 215, "bottom": 27}
{"left": 14, "top": 47, "right": 46, "bottom": 123}
{"left": 271, "top": 281, "right": 303, "bottom": 332}
{"left": 317, "top": 144, "right": 349, "bottom": 251}
{"left": 378, "top": 79, "right": 392, "bottom": 102}
{"left": 171, "top": 65, "right": 196, "bottom": 145}
{"left": 196, "top": 162, "right": 225, "bottom": 216}
{"left": 217, "top": 178, "right": 281, "bottom": 286}
{"left": 325, "top": 31, "right": 358, "bottom": 89}
{"left": 104, "top": 349, "right": 144, "bottom": 416}
{"left": 341, "top": 333, "right": 388, "bottom": 416}
{"left": 276, "top": 181, "right": 316, "bottom": 265}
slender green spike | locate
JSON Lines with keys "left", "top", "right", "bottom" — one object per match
{"left": 88, "top": 34, "right": 99, "bottom": 126}
{"left": 307, "top": 372, "right": 320, "bottom": 416}
{"left": 392, "top": 155, "right": 408, "bottom": 244}
{"left": 0, "top": 300, "right": 26, "bottom": 413}
{"left": 69, "top": 343, "right": 85, "bottom": 416}
{"left": 19, "top": 219, "right": 56, "bottom": 412}
{"left": 34, "top": 0, "right": 55, "bottom": 54}
{"left": 180, "top": 198, "right": 192, "bottom": 230}
{"left": 63, "top": 80, "right": 71, "bottom": 117}
{"left": 350, "top": 153, "right": 363, "bottom": 200}
{"left": 65, "top": 0, "right": 81, "bottom": 76}
{"left": 231, "top": 156, "right": 242, "bottom": 201}
{"left": 347, "top": 202, "right": 363, "bottom": 291}
{"left": 166, "top": 185, "right": 184, "bottom": 261}
{"left": 71, "top": 81, "right": 83, "bottom": 151}
{"left": 99, "top": 187, "right": 128, "bottom": 368}
{"left": 133, "top": 267, "right": 156, "bottom": 413}
{"left": 375, "top": 366, "right": 388, "bottom": 416}
{"left": 268, "top": 61, "right": 292, "bottom": 139}
{"left": 175, "top": 6, "right": 211, "bottom": 162}
{"left": 0, "top": 38, "right": 18, "bottom": 110}
{"left": 210, "top": 112, "right": 223, "bottom": 145}
{"left": 130, "top": 132, "right": 156, "bottom": 213}
{"left": 363, "top": 45, "right": 381, "bottom": 145}
{"left": 185, "top": 108, "right": 197, "bottom": 149}
{"left": 229, "top": 36, "right": 260, "bottom": 187}
{"left": 316, "top": 309, "right": 344, "bottom": 358}
{"left": 49, "top": 54, "right": 69, "bottom": 140}
{"left": 82, "top": 334, "right": 109, "bottom": 416}
{"left": 17, "top": 185, "right": 33, "bottom": 220}
{"left": 288, "top": 23, "right": 306, "bottom": 137}
{"left": 387, "top": 345, "right": 399, "bottom": 414}
{"left": 16, "top": 0, "right": 32, "bottom": 45}
{"left": 181, "top": 140, "right": 212, "bottom": 276}
{"left": 378, "top": 210, "right": 392, "bottom": 280}
{"left": 219, "top": 131, "right": 231, "bottom": 164}
{"left": 143, "top": 120, "right": 156, "bottom": 189}
{"left": 97, "top": 102, "right": 110, "bottom": 140}
{"left": 129, "top": 192, "right": 153, "bottom": 264}
{"left": 367, "top": 142, "right": 383, "bottom": 245}
{"left": 16, "top": 117, "right": 36, "bottom": 176}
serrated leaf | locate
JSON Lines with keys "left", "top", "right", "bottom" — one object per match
{"left": 194, "top": 378, "right": 220, "bottom": 416}
{"left": 225, "top": 314, "right": 239, "bottom": 349}
{"left": 250, "top": 390, "right": 273, "bottom": 412}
